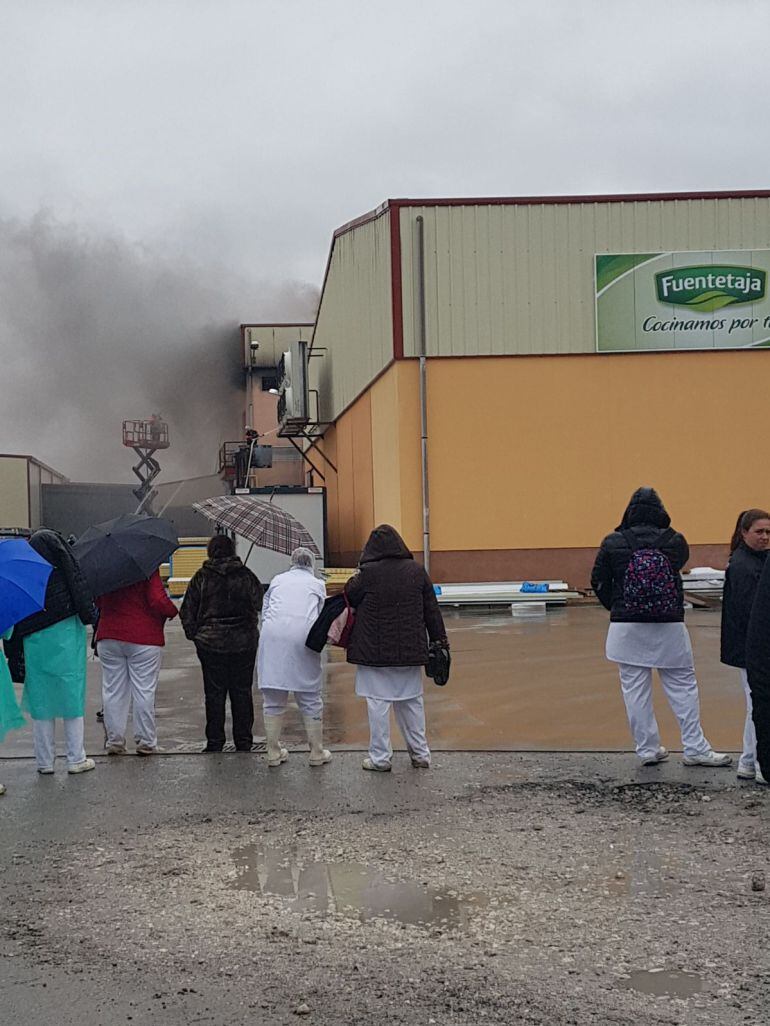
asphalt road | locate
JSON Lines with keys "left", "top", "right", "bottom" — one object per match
{"left": 1, "top": 752, "right": 767, "bottom": 1025}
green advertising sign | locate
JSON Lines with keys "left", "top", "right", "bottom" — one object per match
{"left": 595, "top": 251, "right": 770, "bottom": 352}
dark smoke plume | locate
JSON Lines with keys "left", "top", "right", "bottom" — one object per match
{"left": 0, "top": 212, "right": 318, "bottom": 482}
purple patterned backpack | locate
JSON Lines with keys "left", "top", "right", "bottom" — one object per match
{"left": 621, "top": 528, "right": 679, "bottom": 616}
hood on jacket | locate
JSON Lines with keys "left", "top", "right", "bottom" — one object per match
{"left": 201, "top": 556, "right": 247, "bottom": 576}
{"left": 616, "top": 487, "right": 671, "bottom": 531}
{"left": 360, "top": 524, "right": 413, "bottom": 564}
{"left": 29, "top": 528, "right": 72, "bottom": 566}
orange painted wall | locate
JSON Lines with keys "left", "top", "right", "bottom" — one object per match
{"left": 425, "top": 351, "right": 770, "bottom": 550}
{"left": 325, "top": 350, "right": 770, "bottom": 563}
{"left": 322, "top": 388, "right": 374, "bottom": 562}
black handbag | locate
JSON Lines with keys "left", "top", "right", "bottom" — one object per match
{"left": 426, "top": 640, "right": 451, "bottom": 686}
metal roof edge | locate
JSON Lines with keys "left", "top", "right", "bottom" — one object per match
{"left": 0, "top": 453, "right": 69, "bottom": 479}
{"left": 382, "top": 189, "right": 770, "bottom": 207}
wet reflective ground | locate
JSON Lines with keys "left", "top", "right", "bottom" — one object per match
{"left": 0, "top": 604, "right": 745, "bottom": 757}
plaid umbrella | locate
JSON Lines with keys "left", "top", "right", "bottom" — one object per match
{"left": 192, "top": 495, "right": 320, "bottom": 556}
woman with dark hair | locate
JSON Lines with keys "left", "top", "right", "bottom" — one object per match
{"left": 96, "top": 567, "right": 178, "bottom": 755}
{"left": 591, "top": 488, "right": 730, "bottom": 768}
{"left": 721, "top": 509, "right": 770, "bottom": 781}
{"left": 180, "top": 535, "right": 263, "bottom": 752}
{"left": 345, "top": 524, "right": 448, "bottom": 772}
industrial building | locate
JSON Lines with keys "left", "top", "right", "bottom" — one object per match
{"left": 307, "top": 190, "right": 770, "bottom": 584}
{"left": 0, "top": 454, "right": 68, "bottom": 533}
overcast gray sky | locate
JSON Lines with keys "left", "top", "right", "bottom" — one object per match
{"left": 2, "top": 0, "right": 769, "bottom": 479}
{"left": 4, "top": 0, "right": 770, "bottom": 285}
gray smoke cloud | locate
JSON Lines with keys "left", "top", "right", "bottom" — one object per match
{"left": 0, "top": 211, "right": 318, "bottom": 482}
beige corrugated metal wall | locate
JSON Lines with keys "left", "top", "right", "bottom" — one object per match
{"left": 399, "top": 198, "right": 770, "bottom": 357}
{"left": 0, "top": 457, "right": 30, "bottom": 529}
{"left": 313, "top": 211, "right": 394, "bottom": 423}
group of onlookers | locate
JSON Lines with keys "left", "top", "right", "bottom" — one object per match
{"left": 0, "top": 522, "right": 447, "bottom": 787}
{"left": 2, "top": 493, "right": 770, "bottom": 791}
{"left": 176, "top": 525, "right": 446, "bottom": 773}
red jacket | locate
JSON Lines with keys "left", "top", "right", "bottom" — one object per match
{"left": 96, "top": 572, "right": 178, "bottom": 647}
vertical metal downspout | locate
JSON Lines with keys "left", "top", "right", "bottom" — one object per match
{"left": 416, "top": 215, "right": 430, "bottom": 573}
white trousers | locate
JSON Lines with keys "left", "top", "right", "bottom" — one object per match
{"left": 365, "top": 696, "right": 431, "bottom": 767}
{"left": 617, "top": 663, "right": 711, "bottom": 760}
{"left": 738, "top": 669, "right": 757, "bottom": 769}
{"left": 261, "top": 688, "right": 323, "bottom": 719}
{"left": 99, "top": 640, "right": 163, "bottom": 748}
{"left": 32, "top": 717, "right": 86, "bottom": 770}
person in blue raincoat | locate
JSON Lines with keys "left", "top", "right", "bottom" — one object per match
{"left": 9, "top": 530, "right": 97, "bottom": 775}
{"left": 0, "top": 628, "right": 25, "bottom": 794}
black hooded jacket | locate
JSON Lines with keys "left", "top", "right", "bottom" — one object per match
{"left": 180, "top": 556, "right": 263, "bottom": 654}
{"left": 721, "top": 543, "right": 767, "bottom": 669}
{"left": 12, "top": 530, "right": 96, "bottom": 639}
{"left": 3, "top": 529, "right": 96, "bottom": 683}
{"left": 590, "top": 488, "right": 688, "bottom": 623}
{"left": 345, "top": 525, "right": 447, "bottom": 667}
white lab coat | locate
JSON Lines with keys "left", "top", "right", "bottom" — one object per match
{"left": 605, "top": 621, "right": 693, "bottom": 668}
{"left": 256, "top": 567, "right": 326, "bottom": 693}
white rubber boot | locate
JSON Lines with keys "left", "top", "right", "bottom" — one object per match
{"left": 264, "top": 715, "right": 288, "bottom": 768}
{"left": 303, "top": 716, "right": 331, "bottom": 766}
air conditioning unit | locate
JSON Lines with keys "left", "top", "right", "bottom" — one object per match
{"left": 276, "top": 341, "right": 309, "bottom": 431}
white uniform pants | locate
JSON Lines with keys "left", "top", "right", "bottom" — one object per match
{"left": 365, "top": 696, "right": 431, "bottom": 767}
{"left": 261, "top": 688, "right": 323, "bottom": 719}
{"left": 617, "top": 663, "right": 711, "bottom": 760}
{"left": 738, "top": 669, "right": 757, "bottom": 769}
{"left": 32, "top": 717, "right": 86, "bottom": 770}
{"left": 99, "top": 640, "right": 163, "bottom": 748}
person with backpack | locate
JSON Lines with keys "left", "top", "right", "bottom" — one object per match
{"left": 721, "top": 509, "right": 770, "bottom": 782}
{"left": 591, "top": 487, "right": 731, "bottom": 768}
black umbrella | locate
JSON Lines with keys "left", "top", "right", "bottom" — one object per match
{"left": 73, "top": 514, "right": 179, "bottom": 597}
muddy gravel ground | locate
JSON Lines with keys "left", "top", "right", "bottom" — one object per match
{"left": 1, "top": 752, "right": 768, "bottom": 1025}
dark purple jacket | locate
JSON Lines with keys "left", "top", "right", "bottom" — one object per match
{"left": 345, "top": 526, "right": 447, "bottom": 667}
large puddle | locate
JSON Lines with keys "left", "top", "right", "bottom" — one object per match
{"left": 230, "top": 843, "right": 488, "bottom": 929}
{"left": 624, "top": 969, "right": 702, "bottom": 998}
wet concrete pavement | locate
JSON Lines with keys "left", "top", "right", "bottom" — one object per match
{"left": 0, "top": 603, "right": 746, "bottom": 758}
{"left": 2, "top": 604, "right": 764, "bottom": 1024}
{"left": 1, "top": 752, "right": 768, "bottom": 1025}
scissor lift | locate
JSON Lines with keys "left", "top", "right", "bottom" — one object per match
{"left": 122, "top": 417, "right": 170, "bottom": 515}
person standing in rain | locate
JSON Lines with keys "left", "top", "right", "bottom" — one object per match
{"left": 0, "top": 628, "right": 25, "bottom": 794}
{"left": 9, "top": 529, "right": 97, "bottom": 775}
{"left": 720, "top": 509, "right": 770, "bottom": 781}
{"left": 181, "top": 535, "right": 262, "bottom": 752}
{"left": 345, "top": 524, "right": 448, "bottom": 772}
{"left": 591, "top": 488, "right": 731, "bottom": 768}
{"left": 743, "top": 536, "right": 770, "bottom": 786}
{"left": 256, "top": 547, "right": 328, "bottom": 767}
{"left": 96, "top": 569, "right": 179, "bottom": 755}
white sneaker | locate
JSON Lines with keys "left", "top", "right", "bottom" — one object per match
{"left": 641, "top": 746, "right": 669, "bottom": 766}
{"left": 105, "top": 742, "right": 126, "bottom": 755}
{"left": 0, "top": 783, "right": 5, "bottom": 795}
{"left": 37, "top": 767, "right": 55, "bottom": 775}
{"left": 135, "top": 742, "right": 158, "bottom": 756}
{"left": 682, "top": 751, "right": 732, "bottom": 768}
{"left": 756, "top": 766, "right": 768, "bottom": 785}
{"left": 737, "top": 760, "right": 757, "bottom": 780}
{"left": 67, "top": 758, "right": 96, "bottom": 775}
{"left": 362, "top": 758, "right": 391, "bottom": 772}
